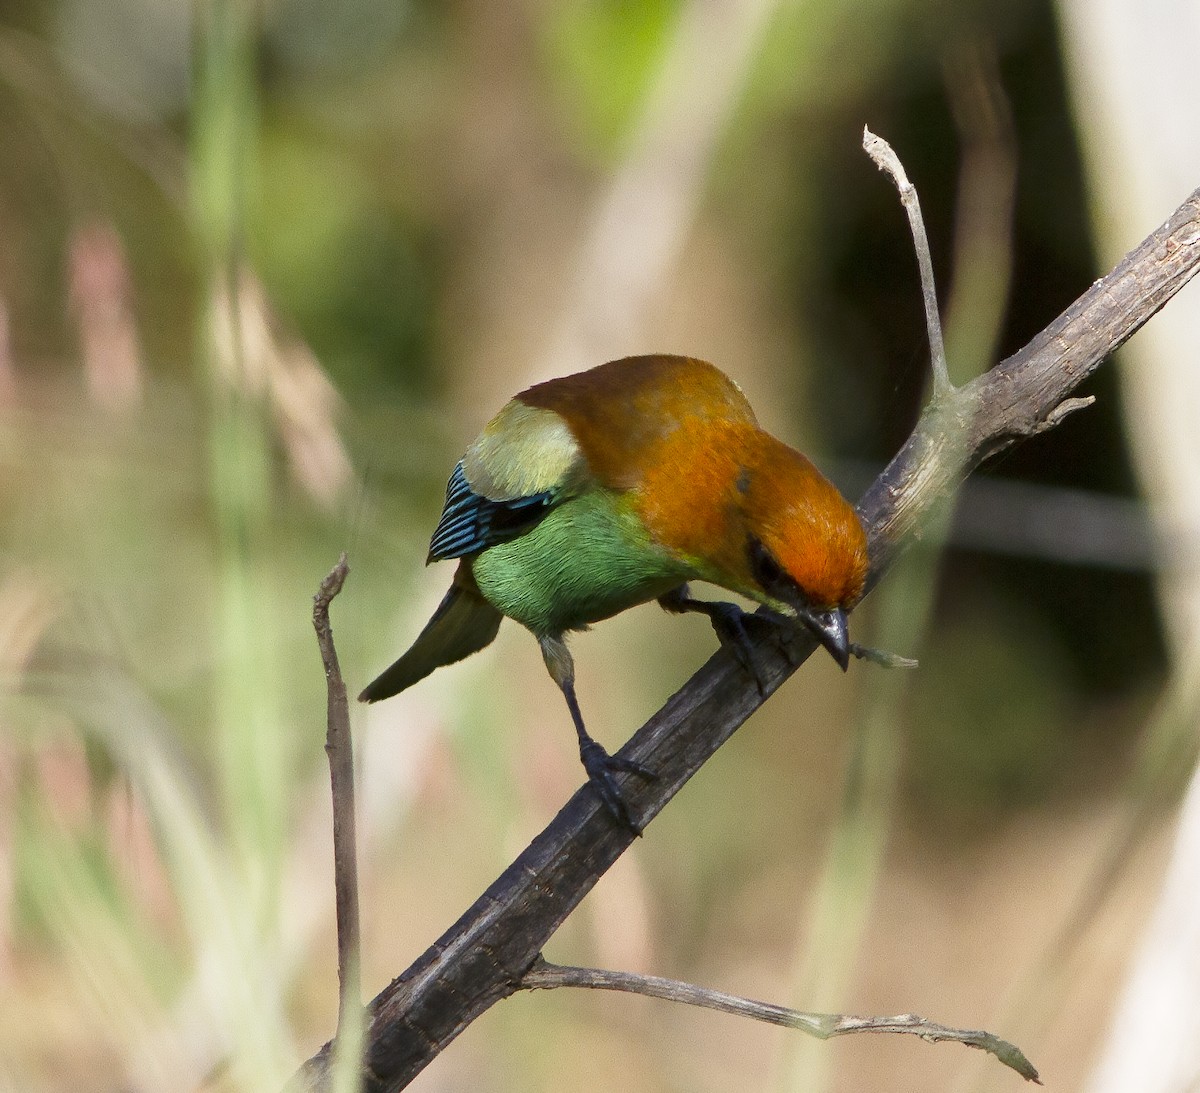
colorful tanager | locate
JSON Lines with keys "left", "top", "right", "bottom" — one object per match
{"left": 362, "top": 355, "right": 870, "bottom": 830}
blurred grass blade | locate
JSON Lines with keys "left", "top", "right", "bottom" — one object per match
{"left": 36, "top": 671, "right": 297, "bottom": 1091}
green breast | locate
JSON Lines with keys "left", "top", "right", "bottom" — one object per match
{"left": 470, "top": 489, "right": 692, "bottom": 637}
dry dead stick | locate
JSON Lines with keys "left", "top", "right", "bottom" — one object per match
{"left": 294, "top": 187, "right": 1200, "bottom": 1092}
{"left": 312, "top": 552, "right": 361, "bottom": 1037}
{"left": 863, "top": 125, "right": 953, "bottom": 399}
{"left": 523, "top": 959, "right": 1040, "bottom": 1082}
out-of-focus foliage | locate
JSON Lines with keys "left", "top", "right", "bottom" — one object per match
{"left": 542, "top": 0, "right": 678, "bottom": 157}
{"left": 0, "top": 1, "right": 1177, "bottom": 1091}
{"left": 908, "top": 592, "right": 1076, "bottom": 817}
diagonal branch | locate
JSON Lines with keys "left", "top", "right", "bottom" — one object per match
{"left": 294, "top": 184, "right": 1200, "bottom": 1092}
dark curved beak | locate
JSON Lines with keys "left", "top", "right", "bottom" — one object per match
{"left": 798, "top": 605, "right": 850, "bottom": 671}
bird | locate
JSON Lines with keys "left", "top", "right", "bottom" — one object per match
{"left": 361, "top": 354, "right": 870, "bottom": 831}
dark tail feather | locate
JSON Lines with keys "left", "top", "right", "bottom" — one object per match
{"left": 359, "top": 582, "right": 502, "bottom": 703}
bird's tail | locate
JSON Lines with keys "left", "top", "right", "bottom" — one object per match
{"left": 359, "top": 571, "right": 502, "bottom": 703}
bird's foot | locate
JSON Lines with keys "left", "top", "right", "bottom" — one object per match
{"left": 579, "top": 738, "right": 657, "bottom": 835}
{"left": 703, "top": 602, "right": 797, "bottom": 694}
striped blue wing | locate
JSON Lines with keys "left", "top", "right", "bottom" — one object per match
{"left": 427, "top": 462, "right": 555, "bottom": 561}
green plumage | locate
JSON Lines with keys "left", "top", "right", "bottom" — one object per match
{"left": 471, "top": 488, "right": 690, "bottom": 637}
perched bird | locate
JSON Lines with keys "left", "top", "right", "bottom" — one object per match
{"left": 361, "top": 355, "right": 870, "bottom": 830}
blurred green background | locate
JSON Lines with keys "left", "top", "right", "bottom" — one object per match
{"left": 1, "top": 0, "right": 1193, "bottom": 1090}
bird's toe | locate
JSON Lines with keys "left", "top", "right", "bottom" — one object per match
{"left": 705, "top": 603, "right": 782, "bottom": 693}
{"left": 579, "top": 740, "right": 654, "bottom": 834}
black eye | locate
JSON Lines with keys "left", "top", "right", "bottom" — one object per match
{"left": 748, "top": 537, "right": 787, "bottom": 593}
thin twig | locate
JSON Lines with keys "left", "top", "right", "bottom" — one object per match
{"left": 312, "top": 552, "right": 361, "bottom": 1036}
{"left": 521, "top": 958, "right": 1041, "bottom": 1083}
{"left": 848, "top": 641, "right": 919, "bottom": 669}
{"left": 863, "top": 126, "right": 954, "bottom": 401}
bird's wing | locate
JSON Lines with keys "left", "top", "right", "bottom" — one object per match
{"left": 427, "top": 462, "right": 557, "bottom": 560}
{"left": 428, "top": 399, "right": 588, "bottom": 562}
{"left": 518, "top": 354, "right": 758, "bottom": 489}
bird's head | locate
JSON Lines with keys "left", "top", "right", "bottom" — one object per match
{"left": 733, "top": 441, "right": 869, "bottom": 670}
{"left": 633, "top": 418, "right": 869, "bottom": 668}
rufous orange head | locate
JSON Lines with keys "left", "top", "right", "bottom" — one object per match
{"left": 733, "top": 434, "right": 869, "bottom": 668}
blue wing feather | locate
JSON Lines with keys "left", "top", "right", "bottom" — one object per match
{"left": 428, "top": 462, "right": 555, "bottom": 561}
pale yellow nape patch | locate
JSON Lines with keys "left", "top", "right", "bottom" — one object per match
{"left": 461, "top": 400, "right": 587, "bottom": 502}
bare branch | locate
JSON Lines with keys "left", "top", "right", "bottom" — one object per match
{"left": 521, "top": 958, "right": 1041, "bottom": 1083}
{"left": 863, "top": 126, "right": 954, "bottom": 401}
{"left": 294, "top": 184, "right": 1200, "bottom": 1092}
{"left": 312, "top": 552, "right": 361, "bottom": 1037}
